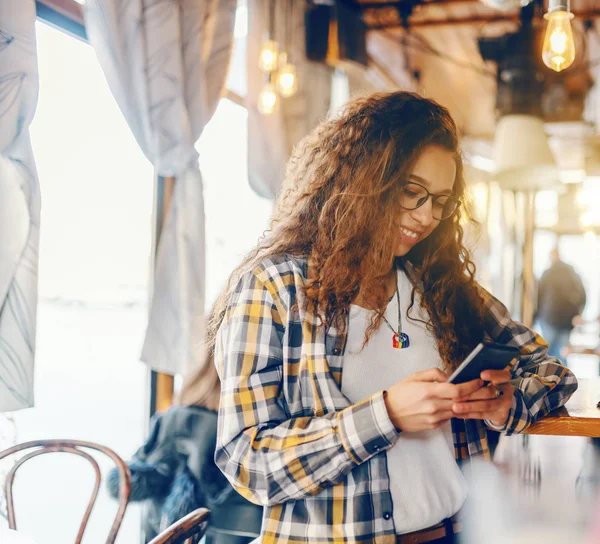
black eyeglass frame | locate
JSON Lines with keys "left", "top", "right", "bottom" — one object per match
{"left": 398, "top": 180, "right": 461, "bottom": 220}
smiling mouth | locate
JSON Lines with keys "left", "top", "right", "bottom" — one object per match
{"left": 400, "top": 227, "right": 422, "bottom": 241}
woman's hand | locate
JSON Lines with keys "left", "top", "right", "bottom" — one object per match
{"left": 451, "top": 369, "right": 515, "bottom": 427}
{"left": 384, "top": 368, "right": 483, "bottom": 432}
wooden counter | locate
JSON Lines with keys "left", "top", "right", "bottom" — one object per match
{"left": 524, "top": 378, "right": 600, "bottom": 437}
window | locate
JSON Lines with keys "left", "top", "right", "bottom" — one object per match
{"left": 200, "top": 0, "right": 272, "bottom": 311}
{"left": 1, "top": 3, "right": 272, "bottom": 542}
{"left": 1, "top": 20, "right": 153, "bottom": 543}
{"left": 226, "top": 0, "right": 248, "bottom": 98}
{"left": 198, "top": 98, "right": 273, "bottom": 310}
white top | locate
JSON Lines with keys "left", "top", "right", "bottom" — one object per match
{"left": 341, "top": 269, "right": 467, "bottom": 534}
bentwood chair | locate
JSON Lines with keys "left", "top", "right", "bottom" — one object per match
{"left": 147, "top": 508, "right": 211, "bottom": 544}
{"left": 0, "top": 439, "right": 131, "bottom": 543}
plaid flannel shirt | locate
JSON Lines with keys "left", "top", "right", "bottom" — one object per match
{"left": 215, "top": 255, "right": 578, "bottom": 544}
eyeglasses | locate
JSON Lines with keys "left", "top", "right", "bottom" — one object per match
{"left": 399, "top": 181, "right": 460, "bottom": 220}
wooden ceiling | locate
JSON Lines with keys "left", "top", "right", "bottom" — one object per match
{"left": 351, "top": 0, "right": 600, "bottom": 143}
{"left": 357, "top": 0, "right": 600, "bottom": 29}
{"left": 39, "top": 0, "right": 600, "bottom": 171}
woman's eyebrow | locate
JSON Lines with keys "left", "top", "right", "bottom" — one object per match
{"left": 408, "top": 174, "right": 453, "bottom": 196}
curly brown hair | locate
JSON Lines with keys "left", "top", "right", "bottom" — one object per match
{"left": 207, "top": 91, "right": 485, "bottom": 370}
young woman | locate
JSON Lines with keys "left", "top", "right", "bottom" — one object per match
{"left": 210, "top": 92, "right": 577, "bottom": 544}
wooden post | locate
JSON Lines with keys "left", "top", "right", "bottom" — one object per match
{"left": 521, "top": 190, "right": 536, "bottom": 328}
{"left": 149, "top": 176, "right": 176, "bottom": 416}
{"left": 154, "top": 373, "right": 175, "bottom": 414}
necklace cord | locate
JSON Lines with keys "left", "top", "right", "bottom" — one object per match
{"left": 381, "top": 273, "right": 402, "bottom": 335}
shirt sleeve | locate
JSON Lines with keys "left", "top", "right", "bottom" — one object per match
{"left": 214, "top": 268, "right": 400, "bottom": 507}
{"left": 480, "top": 287, "right": 578, "bottom": 435}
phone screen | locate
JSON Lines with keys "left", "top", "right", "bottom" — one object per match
{"left": 447, "top": 342, "right": 520, "bottom": 384}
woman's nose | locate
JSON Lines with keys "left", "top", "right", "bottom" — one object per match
{"left": 410, "top": 196, "right": 435, "bottom": 225}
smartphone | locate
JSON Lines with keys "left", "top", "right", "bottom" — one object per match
{"left": 446, "top": 342, "right": 520, "bottom": 384}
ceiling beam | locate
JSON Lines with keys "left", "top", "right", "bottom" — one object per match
{"left": 365, "top": 54, "right": 406, "bottom": 88}
{"left": 367, "top": 8, "right": 600, "bottom": 29}
{"left": 369, "top": 14, "right": 517, "bottom": 28}
{"left": 341, "top": 0, "right": 479, "bottom": 7}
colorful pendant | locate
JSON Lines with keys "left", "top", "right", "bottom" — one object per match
{"left": 392, "top": 332, "right": 410, "bottom": 349}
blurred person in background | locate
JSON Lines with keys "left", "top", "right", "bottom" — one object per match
{"left": 535, "top": 248, "right": 587, "bottom": 359}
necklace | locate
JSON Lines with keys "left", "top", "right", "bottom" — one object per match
{"left": 380, "top": 273, "right": 410, "bottom": 349}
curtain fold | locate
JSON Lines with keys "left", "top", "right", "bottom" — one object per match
{"left": 247, "top": 0, "right": 333, "bottom": 199}
{"left": 0, "top": 0, "right": 40, "bottom": 412}
{"left": 84, "top": 0, "right": 236, "bottom": 375}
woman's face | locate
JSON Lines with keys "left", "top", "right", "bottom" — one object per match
{"left": 394, "top": 145, "right": 457, "bottom": 257}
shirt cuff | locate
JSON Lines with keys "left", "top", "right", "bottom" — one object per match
{"left": 503, "top": 388, "right": 531, "bottom": 435}
{"left": 485, "top": 390, "right": 531, "bottom": 435}
{"left": 337, "top": 390, "right": 400, "bottom": 465}
{"left": 484, "top": 419, "right": 507, "bottom": 431}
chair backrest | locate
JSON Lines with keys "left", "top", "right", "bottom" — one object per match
{"left": 0, "top": 439, "right": 131, "bottom": 544}
{"left": 148, "top": 508, "right": 211, "bottom": 544}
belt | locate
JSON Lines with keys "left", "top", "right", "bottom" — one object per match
{"left": 396, "top": 515, "right": 462, "bottom": 544}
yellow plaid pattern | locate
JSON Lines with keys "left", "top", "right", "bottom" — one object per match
{"left": 215, "top": 255, "right": 578, "bottom": 543}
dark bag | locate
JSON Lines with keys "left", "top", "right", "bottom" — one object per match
{"left": 107, "top": 406, "right": 262, "bottom": 543}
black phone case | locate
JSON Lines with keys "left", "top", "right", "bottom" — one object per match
{"left": 447, "top": 342, "right": 520, "bottom": 384}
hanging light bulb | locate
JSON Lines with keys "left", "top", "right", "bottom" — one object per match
{"left": 258, "top": 80, "right": 278, "bottom": 115}
{"left": 277, "top": 52, "right": 298, "bottom": 98}
{"left": 542, "top": 0, "right": 575, "bottom": 72}
{"left": 259, "top": 39, "right": 279, "bottom": 72}
{"left": 278, "top": 65, "right": 298, "bottom": 97}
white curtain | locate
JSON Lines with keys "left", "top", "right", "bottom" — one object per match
{"left": 247, "top": 0, "right": 333, "bottom": 199}
{"left": 84, "top": 0, "right": 236, "bottom": 375}
{"left": 0, "top": 0, "right": 40, "bottom": 412}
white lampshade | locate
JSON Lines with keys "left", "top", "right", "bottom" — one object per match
{"left": 493, "top": 114, "right": 559, "bottom": 190}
